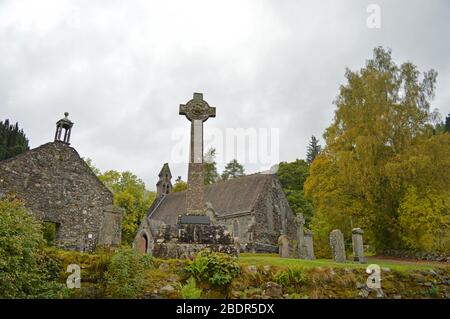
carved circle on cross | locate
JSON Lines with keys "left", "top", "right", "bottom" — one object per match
{"left": 181, "top": 96, "right": 215, "bottom": 122}
{"left": 187, "top": 100, "right": 208, "bottom": 120}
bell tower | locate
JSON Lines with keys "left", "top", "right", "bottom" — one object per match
{"left": 156, "top": 163, "right": 172, "bottom": 197}
{"left": 54, "top": 112, "right": 74, "bottom": 144}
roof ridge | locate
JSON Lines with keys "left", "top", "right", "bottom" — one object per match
{"left": 0, "top": 141, "right": 65, "bottom": 165}
{"left": 0, "top": 141, "right": 114, "bottom": 199}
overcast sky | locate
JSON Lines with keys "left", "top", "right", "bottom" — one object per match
{"left": 1, "top": 0, "right": 449, "bottom": 190}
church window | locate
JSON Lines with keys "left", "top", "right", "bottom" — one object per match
{"left": 233, "top": 219, "right": 240, "bottom": 238}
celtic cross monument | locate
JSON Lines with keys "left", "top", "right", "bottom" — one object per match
{"left": 179, "top": 93, "right": 216, "bottom": 216}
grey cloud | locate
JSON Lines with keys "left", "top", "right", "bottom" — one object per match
{"left": 1, "top": 0, "right": 449, "bottom": 190}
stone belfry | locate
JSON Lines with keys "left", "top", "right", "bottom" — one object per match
{"left": 179, "top": 93, "right": 215, "bottom": 216}
{"left": 156, "top": 163, "right": 172, "bottom": 197}
{"left": 54, "top": 112, "right": 74, "bottom": 144}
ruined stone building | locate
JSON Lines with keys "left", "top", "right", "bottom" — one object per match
{"left": 0, "top": 113, "right": 123, "bottom": 252}
{"left": 135, "top": 163, "right": 299, "bottom": 254}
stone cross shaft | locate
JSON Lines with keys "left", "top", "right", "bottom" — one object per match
{"left": 179, "top": 93, "right": 216, "bottom": 215}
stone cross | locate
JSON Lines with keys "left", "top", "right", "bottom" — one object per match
{"left": 278, "top": 235, "right": 290, "bottom": 258}
{"left": 352, "top": 228, "right": 366, "bottom": 263}
{"left": 179, "top": 93, "right": 216, "bottom": 215}
{"left": 329, "top": 229, "right": 346, "bottom": 263}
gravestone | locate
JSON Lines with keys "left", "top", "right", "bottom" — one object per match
{"left": 352, "top": 228, "right": 366, "bottom": 263}
{"left": 246, "top": 215, "right": 257, "bottom": 253}
{"left": 329, "top": 229, "right": 346, "bottom": 263}
{"left": 234, "top": 237, "right": 241, "bottom": 257}
{"left": 304, "top": 230, "right": 315, "bottom": 260}
{"left": 278, "top": 235, "right": 290, "bottom": 258}
{"left": 294, "top": 214, "right": 307, "bottom": 258}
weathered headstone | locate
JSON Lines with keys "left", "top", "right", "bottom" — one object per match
{"left": 179, "top": 93, "right": 216, "bottom": 216}
{"left": 329, "top": 229, "right": 346, "bottom": 263}
{"left": 293, "top": 214, "right": 307, "bottom": 258}
{"left": 278, "top": 235, "right": 290, "bottom": 258}
{"left": 352, "top": 228, "right": 366, "bottom": 263}
{"left": 304, "top": 229, "right": 315, "bottom": 260}
{"left": 234, "top": 237, "right": 241, "bottom": 257}
{"left": 247, "top": 215, "right": 256, "bottom": 253}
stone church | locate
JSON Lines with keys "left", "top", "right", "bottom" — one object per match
{"left": 0, "top": 113, "right": 123, "bottom": 252}
{"left": 135, "top": 163, "right": 300, "bottom": 254}
{"left": 134, "top": 93, "right": 302, "bottom": 256}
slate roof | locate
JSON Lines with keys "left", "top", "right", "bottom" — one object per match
{"left": 148, "top": 173, "right": 273, "bottom": 225}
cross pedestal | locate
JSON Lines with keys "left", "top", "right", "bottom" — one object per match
{"left": 179, "top": 93, "right": 215, "bottom": 216}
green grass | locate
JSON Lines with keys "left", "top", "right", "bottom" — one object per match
{"left": 238, "top": 253, "right": 448, "bottom": 272}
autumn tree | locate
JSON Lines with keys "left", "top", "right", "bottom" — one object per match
{"left": 173, "top": 176, "right": 188, "bottom": 192}
{"left": 305, "top": 47, "right": 449, "bottom": 252}
{"left": 277, "top": 159, "right": 314, "bottom": 225}
{"left": 84, "top": 159, "right": 155, "bottom": 245}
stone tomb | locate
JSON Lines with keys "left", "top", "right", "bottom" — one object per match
{"left": 329, "top": 229, "right": 346, "bottom": 263}
{"left": 152, "top": 223, "right": 237, "bottom": 258}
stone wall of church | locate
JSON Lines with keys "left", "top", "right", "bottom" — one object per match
{"left": 252, "top": 175, "right": 297, "bottom": 252}
{"left": 0, "top": 142, "right": 121, "bottom": 252}
{"left": 217, "top": 213, "right": 253, "bottom": 243}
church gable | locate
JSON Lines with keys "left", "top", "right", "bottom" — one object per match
{"left": 0, "top": 141, "right": 119, "bottom": 251}
{"left": 0, "top": 141, "right": 113, "bottom": 205}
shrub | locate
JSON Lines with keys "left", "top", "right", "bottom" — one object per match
{"left": 274, "top": 268, "right": 306, "bottom": 288}
{"left": 141, "top": 254, "right": 155, "bottom": 270}
{"left": 103, "top": 248, "right": 149, "bottom": 298}
{"left": 274, "top": 271, "right": 290, "bottom": 287}
{"left": 181, "top": 277, "right": 202, "bottom": 299}
{"left": 0, "top": 194, "right": 67, "bottom": 298}
{"left": 186, "top": 249, "right": 240, "bottom": 286}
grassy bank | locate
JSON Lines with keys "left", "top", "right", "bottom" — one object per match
{"left": 239, "top": 253, "right": 445, "bottom": 271}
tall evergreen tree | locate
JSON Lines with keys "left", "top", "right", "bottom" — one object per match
{"left": 0, "top": 119, "right": 30, "bottom": 161}
{"left": 221, "top": 159, "right": 245, "bottom": 180}
{"left": 306, "top": 135, "right": 321, "bottom": 164}
{"left": 204, "top": 148, "right": 220, "bottom": 184}
{"left": 445, "top": 113, "right": 450, "bottom": 132}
